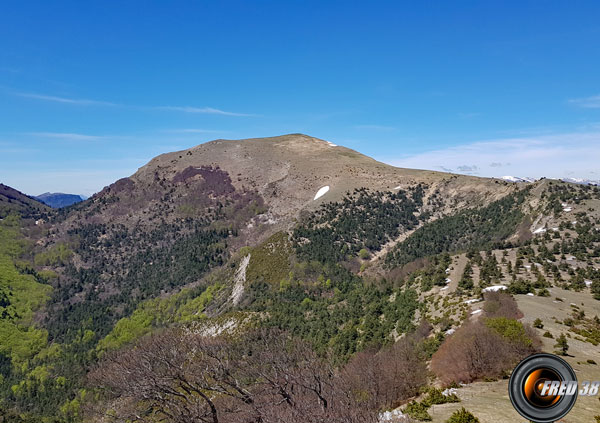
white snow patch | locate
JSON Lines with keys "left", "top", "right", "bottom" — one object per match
{"left": 393, "top": 185, "right": 402, "bottom": 190}
{"left": 445, "top": 268, "right": 451, "bottom": 274}
{"left": 483, "top": 285, "right": 507, "bottom": 292}
{"left": 527, "top": 293, "right": 535, "bottom": 296}
{"left": 585, "top": 280, "right": 593, "bottom": 287}
{"left": 230, "top": 254, "right": 251, "bottom": 306}
{"left": 552, "top": 227, "right": 559, "bottom": 231}
{"left": 563, "top": 207, "right": 572, "bottom": 212}
{"left": 440, "top": 286, "right": 449, "bottom": 291}
{"left": 445, "top": 278, "right": 452, "bottom": 284}
{"left": 471, "top": 309, "right": 483, "bottom": 315}
{"left": 313, "top": 186, "right": 330, "bottom": 200}
{"left": 326, "top": 141, "right": 337, "bottom": 147}
{"left": 442, "top": 388, "right": 459, "bottom": 396}
{"left": 464, "top": 298, "right": 481, "bottom": 304}
{"left": 445, "top": 328, "right": 456, "bottom": 336}
{"left": 379, "top": 409, "right": 407, "bottom": 422}
{"left": 501, "top": 176, "right": 533, "bottom": 183}
{"left": 533, "top": 228, "right": 547, "bottom": 234}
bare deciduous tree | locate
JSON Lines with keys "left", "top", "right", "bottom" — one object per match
{"left": 88, "top": 329, "right": 379, "bottom": 423}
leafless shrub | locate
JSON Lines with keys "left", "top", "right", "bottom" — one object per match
{"left": 431, "top": 318, "right": 539, "bottom": 385}
{"left": 483, "top": 291, "right": 523, "bottom": 319}
{"left": 340, "top": 334, "right": 428, "bottom": 411}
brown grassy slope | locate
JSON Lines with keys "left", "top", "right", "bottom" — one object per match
{"left": 45, "top": 134, "right": 521, "bottom": 252}
{"left": 136, "top": 134, "right": 517, "bottom": 225}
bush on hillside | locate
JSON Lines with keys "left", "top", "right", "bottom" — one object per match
{"left": 421, "top": 387, "right": 460, "bottom": 407}
{"left": 483, "top": 291, "right": 523, "bottom": 319}
{"left": 403, "top": 401, "right": 432, "bottom": 421}
{"left": 446, "top": 408, "right": 480, "bottom": 423}
{"left": 431, "top": 318, "right": 539, "bottom": 384}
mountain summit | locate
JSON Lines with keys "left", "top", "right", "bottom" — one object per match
{"left": 129, "top": 134, "right": 513, "bottom": 223}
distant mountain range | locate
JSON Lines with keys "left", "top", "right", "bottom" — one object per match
{"left": 35, "top": 192, "right": 85, "bottom": 208}
{"left": 500, "top": 175, "right": 599, "bottom": 185}
{"left": 499, "top": 176, "right": 537, "bottom": 183}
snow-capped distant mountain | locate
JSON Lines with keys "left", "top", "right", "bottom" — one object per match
{"left": 499, "top": 176, "right": 537, "bottom": 183}
{"left": 561, "top": 177, "right": 599, "bottom": 186}
{"left": 498, "top": 175, "right": 598, "bottom": 185}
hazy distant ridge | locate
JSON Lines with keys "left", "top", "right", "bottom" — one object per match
{"left": 35, "top": 192, "right": 84, "bottom": 208}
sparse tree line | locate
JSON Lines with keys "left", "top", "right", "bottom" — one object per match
{"left": 293, "top": 186, "right": 428, "bottom": 263}
{"left": 385, "top": 188, "right": 530, "bottom": 269}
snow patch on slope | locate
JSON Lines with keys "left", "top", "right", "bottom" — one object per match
{"left": 500, "top": 176, "right": 536, "bottom": 183}
{"left": 482, "top": 285, "right": 507, "bottom": 292}
{"left": 379, "top": 409, "right": 408, "bottom": 422}
{"left": 314, "top": 186, "right": 330, "bottom": 200}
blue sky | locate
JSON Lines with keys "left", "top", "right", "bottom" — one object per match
{"left": 1, "top": 1, "right": 599, "bottom": 196}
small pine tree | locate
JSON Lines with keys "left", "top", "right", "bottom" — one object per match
{"left": 446, "top": 407, "right": 480, "bottom": 423}
{"left": 533, "top": 318, "right": 544, "bottom": 329}
{"left": 404, "top": 401, "right": 432, "bottom": 421}
{"left": 555, "top": 333, "right": 569, "bottom": 356}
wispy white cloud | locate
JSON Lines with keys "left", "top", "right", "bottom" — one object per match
{"left": 568, "top": 94, "right": 600, "bottom": 108}
{"left": 458, "top": 112, "right": 481, "bottom": 119}
{"left": 16, "top": 92, "right": 117, "bottom": 106}
{"left": 13, "top": 91, "right": 257, "bottom": 117}
{"left": 157, "top": 106, "right": 257, "bottom": 117}
{"left": 383, "top": 131, "right": 600, "bottom": 180}
{"left": 27, "top": 132, "right": 106, "bottom": 141}
{"left": 354, "top": 124, "right": 396, "bottom": 131}
{"left": 0, "top": 67, "right": 20, "bottom": 74}
{"left": 0, "top": 147, "right": 40, "bottom": 154}
{"left": 456, "top": 164, "right": 479, "bottom": 173}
